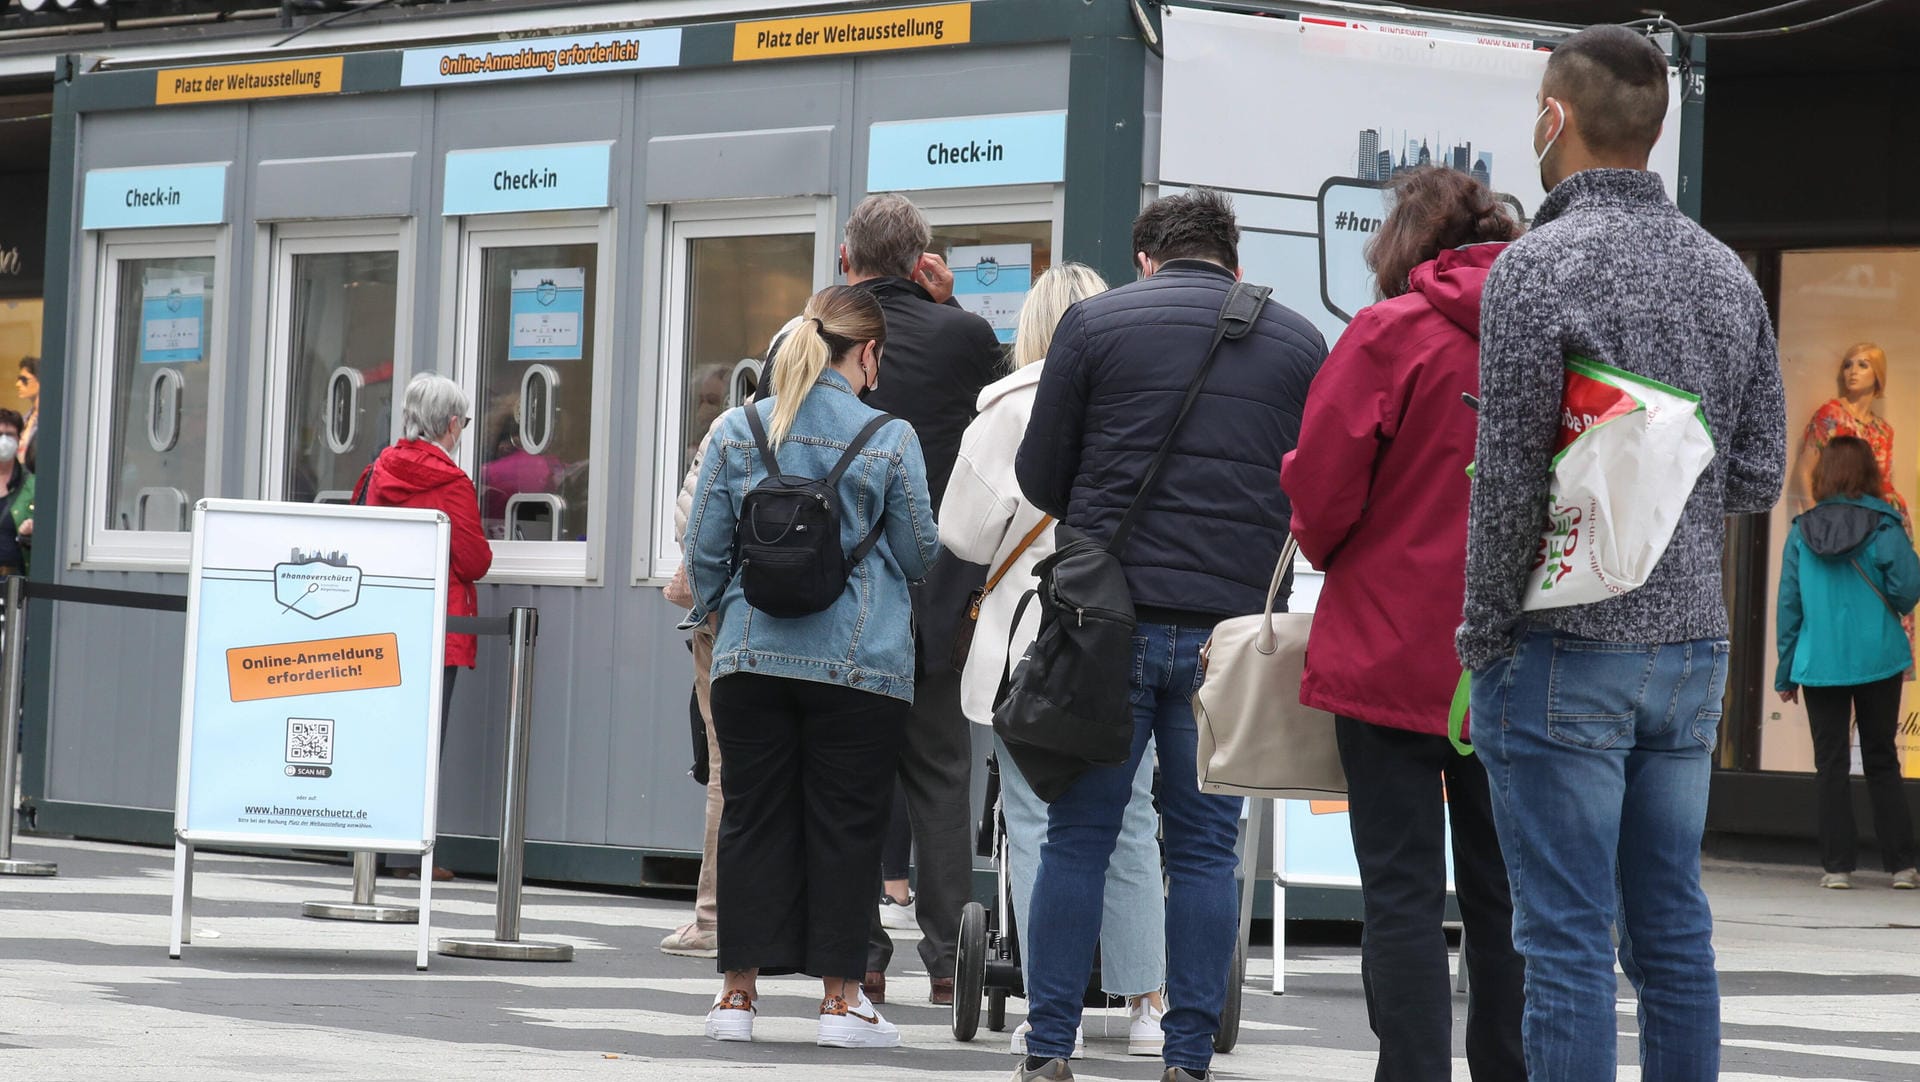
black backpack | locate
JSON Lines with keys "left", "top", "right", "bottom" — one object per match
{"left": 734, "top": 402, "right": 897, "bottom": 619}
{"left": 992, "top": 282, "right": 1271, "bottom": 802}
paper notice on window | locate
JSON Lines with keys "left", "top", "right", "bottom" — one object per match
{"left": 141, "top": 272, "right": 206, "bottom": 363}
{"left": 947, "top": 244, "right": 1031, "bottom": 344}
{"left": 508, "top": 267, "right": 586, "bottom": 361}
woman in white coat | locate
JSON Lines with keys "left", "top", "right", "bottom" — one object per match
{"left": 940, "top": 263, "right": 1168, "bottom": 1057}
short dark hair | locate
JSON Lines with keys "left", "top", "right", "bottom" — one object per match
{"left": 1813, "top": 436, "right": 1881, "bottom": 503}
{"left": 17, "top": 356, "right": 36, "bottom": 378}
{"left": 0, "top": 409, "right": 24, "bottom": 435}
{"left": 1366, "top": 168, "right": 1521, "bottom": 300}
{"left": 1132, "top": 188, "right": 1238, "bottom": 267}
{"left": 1544, "top": 26, "right": 1669, "bottom": 159}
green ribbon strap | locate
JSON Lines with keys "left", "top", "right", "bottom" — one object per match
{"left": 1447, "top": 670, "right": 1475, "bottom": 756}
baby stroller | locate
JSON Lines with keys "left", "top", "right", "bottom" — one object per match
{"left": 951, "top": 754, "right": 1246, "bottom": 1053}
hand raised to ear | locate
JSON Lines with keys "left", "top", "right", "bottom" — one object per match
{"left": 913, "top": 252, "right": 954, "bottom": 304}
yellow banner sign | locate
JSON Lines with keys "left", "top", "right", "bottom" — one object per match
{"left": 733, "top": 3, "right": 970, "bottom": 62}
{"left": 156, "top": 57, "right": 345, "bottom": 105}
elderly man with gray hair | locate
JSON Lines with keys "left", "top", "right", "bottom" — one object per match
{"left": 354, "top": 372, "right": 494, "bottom": 881}
{"left": 832, "top": 192, "right": 1004, "bottom": 1005}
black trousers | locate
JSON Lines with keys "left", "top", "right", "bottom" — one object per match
{"left": 881, "top": 782, "right": 913, "bottom": 882}
{"left": 866, "top": 662, "right": 975, "bottom": 978}
{"left": 388, "top": 666, "right": 460, "bottom": 871}
{"left": 1336, "top": 715, "right": 1525, "bottom": 1082}
{"left": 1804, "top": 676, "right": 1916, "bottom": 874}
{"left": 712, "top": 672, "right": 908, "bottom": 980}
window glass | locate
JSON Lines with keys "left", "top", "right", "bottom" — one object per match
{"left": 476, "top": 243, "right": 596, "bottom": 543}
{"left": 929, "top": 220, "right": 1052, "bottom": 348}
{"left": 680, "top": 234, "right": 814, "bottom": 479}
{"left": 1760, "top": 249, "right": 1920, "bottom": 775}
{"left": 282, "top": 250, "right": 399, "bottom": 503}
{"left": 108, "top": 256, "right": 213, "bottom": 533}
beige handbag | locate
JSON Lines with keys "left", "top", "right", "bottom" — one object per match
{"left": 1193, "top": 536, "right": 1347, "bottom": 799}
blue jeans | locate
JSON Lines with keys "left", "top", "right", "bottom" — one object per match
{"left": 1024, "top": 623, "right": 1242, "bottom": 1072}
{"left": 1472, "top": 626, "right": 1727, "bottom": 1082}
{"left": 996, "top": 732, "right": 1165, "bottom": 997}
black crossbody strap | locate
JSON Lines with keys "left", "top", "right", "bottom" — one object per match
{"left": 836, "top": 414, "right": 900, "bottom": 570}
{"left": 826, "top": 413, "right": 898, "bottom": 487}
{"left": 744, "top": 402, "right": 781, "bottom": 475}
{"left": 1109, "top": 281, "right": 1271, "bottom": 557}
{"left": 1851, "top": 557, "right": 1904, "bottom": 622}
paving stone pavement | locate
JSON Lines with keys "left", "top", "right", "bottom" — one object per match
{"left": 4, "top": 836, "right": 1920, "bottom": 1080}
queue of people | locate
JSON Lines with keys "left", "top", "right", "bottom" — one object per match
{"left": 660, "top": 24, "right": 1793, "bottom": 1082}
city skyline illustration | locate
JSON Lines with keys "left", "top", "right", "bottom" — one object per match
{"left": 1354, "top": 127, "right": 1494, "bottom": 188}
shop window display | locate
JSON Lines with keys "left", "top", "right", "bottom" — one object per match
{"left": 1763, "top": 250, "right": 1920, "bottom": 776}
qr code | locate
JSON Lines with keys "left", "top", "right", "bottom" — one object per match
{"left": 286, "top": 718, "right": 335, "bottom": 765}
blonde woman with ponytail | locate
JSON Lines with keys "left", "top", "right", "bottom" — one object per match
{"left": 682, "top": 283, "right": 939, "bottom": 1051}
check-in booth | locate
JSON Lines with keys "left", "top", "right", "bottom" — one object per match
{"left": 24, "top": 1, "right": 1698, "bottom": 898}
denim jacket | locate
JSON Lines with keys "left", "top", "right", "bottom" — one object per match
{"left": 682, "top": 370, "right": 939, "bottom": 702}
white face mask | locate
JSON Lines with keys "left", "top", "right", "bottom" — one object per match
{"left": 0, "top": 436, "right": 20, "bottom": 463}
{"left": 1535, "top": 100, "right": 1566, "bottom": 180}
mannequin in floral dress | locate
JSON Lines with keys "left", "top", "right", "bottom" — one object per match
{"left": 1796, "top": 343, "right": 1908, "bottom": 529}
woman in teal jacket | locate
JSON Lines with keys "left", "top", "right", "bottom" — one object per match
{"left": 1778, "top": 435, "right": 1920, "bottom": 890}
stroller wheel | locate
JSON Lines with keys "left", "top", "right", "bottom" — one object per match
{"left": 1214, "top": 937, "right": 1247, "bottom": 1053}
{"left": 987, "top": 989, "right": 1007, "bottom": 1032}
{"left": 953, "top": 901, "right": 988, "bottom": 1041}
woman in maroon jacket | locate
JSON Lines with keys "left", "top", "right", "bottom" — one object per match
{"left": 1279, "top": 168, "right": 1524, "bottom": 1082}
{"left": 355, "top": 372, "right": 494, "bottom": 880}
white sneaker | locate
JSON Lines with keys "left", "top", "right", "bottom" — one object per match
{"left": 1127, "top": 996, "right": 1166, "bottom": 1057}
{"left": 1010, "top": 1020, "right": 1084, "bottom": 1058}
{"left": 818, "top": 990, "right": 901, "bottom": 1048}
{"left": 878, "top": 891, "right": 918, "bottom": 930}
{"left": 704, "top": 989, "right": 755, "bottom": 1042}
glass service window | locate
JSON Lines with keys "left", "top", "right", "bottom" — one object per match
{"left": 678, "top": 233, "right": 815, "bottom": 482}
{"left": 281, "top": 250, "right": 400, "bottom": 503}
{"left": 474, "top": 242, "right": 598, "bottom": 545}
{"left": 928, "top": 220, "right": 1053, "bottom": 351}
{"left": 107, "top": 254, "right": 215, "bottom": 534}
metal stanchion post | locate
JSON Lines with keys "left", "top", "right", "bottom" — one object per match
{"left": 0, "top": 575, "right": 55, "bottom": 877}
{"left": 440, "top": 607, "right": 571, "bottom": 962}
{"left": 302, "top": 849, "right": 419, "bottom": 922}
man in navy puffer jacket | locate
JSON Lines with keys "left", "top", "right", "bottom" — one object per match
{"left": 1011, "top": 188, "right": 1325, "bottom": 1082}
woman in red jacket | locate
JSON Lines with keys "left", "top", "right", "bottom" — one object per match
{"left": 355, "top": 372, "right": 494, "bottom": 881}
{"left": 1279, "top": 167, "right": 1524, "bottom": 1082}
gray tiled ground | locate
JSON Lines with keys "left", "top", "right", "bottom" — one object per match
{"left": 3, "top": 836, "right": 1920, "bottom": 1080}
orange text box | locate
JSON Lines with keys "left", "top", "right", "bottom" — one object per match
{"left": 156, "top": 57, "right": 344, "bottom": 105}
{"left": 732, "top": 3, "right": 969, "bottom": 62}
{"left": 226, "top": 633, "right": 401, "bottom": 702}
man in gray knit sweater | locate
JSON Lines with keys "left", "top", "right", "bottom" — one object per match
{"left": 1459, "top": 26, "right": 1786, "bottom": 1082}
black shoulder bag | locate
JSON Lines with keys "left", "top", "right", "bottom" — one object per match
{"left": 992, "top": 281, "right": 1271, "bottom": 802}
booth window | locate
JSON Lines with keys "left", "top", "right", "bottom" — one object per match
{"left": 929, "top": 220, "right": 1052, "bottom": 351}
{"left": 453, "top": 215, "right": 612, "bottom": 583}
{"left": 98, "top": 249, "right": 217, "bottom": 544}
{"left": 649, "top": 203, "right": 829, "bottom": 580}
{"left": 271, "top": 240, "right": 402, "bottom": 504}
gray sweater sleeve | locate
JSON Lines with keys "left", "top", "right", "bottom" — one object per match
{"left": 1723, "top": 309, "right": 1788, "bottom": 515}
{"left": 1457, "top": 248, "right": 1564, "bottom": 671}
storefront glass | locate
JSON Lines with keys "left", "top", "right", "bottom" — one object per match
{"left": 0, "top": 298, "right": 40, "bottom": 420}
{"left": 1761, "top": 248, "right": 1920, "bottom": 776}
{"left": 475, "top": 243, "right": 597, "bottom": 543}
{"left": 108, "top": 256, "right": 213, "bottom": 533}
{"left": 282, "top": 251, "right": 399, "bottom": 503}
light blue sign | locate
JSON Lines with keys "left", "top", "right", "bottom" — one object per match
{"left": 140, "top": 271, "right": 207, "bottom": 364}
{"left": 443, "top": 143, "right": 611, "bottom": 216}
{"left": 400, "top": 28, "right": 680, "bottom": 86}
{"left": 867, "top": 112, "right": 1066, "bottom": 192}
{"left": 82, "top": 164, "right": 227, "bottom": 231}
{"left": 1317, "top": 178, "right": 1388, "bottom": 325}
{"left": 507, "top": 267, "right": 586, "bottom": 361}
{"left": 947, "top": 243, "right": 1031, "bottom": 345}
{"left": 181, "top": 504, "right": 448, "bottom": 850}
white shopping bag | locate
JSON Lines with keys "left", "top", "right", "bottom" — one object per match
{"left": 1521, "top": 356, "right": 1715, "bottom": 610}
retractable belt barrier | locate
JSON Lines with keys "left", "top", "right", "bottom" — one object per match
{"left": 2, "top": 576, "right": 571, "bottom": 963}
